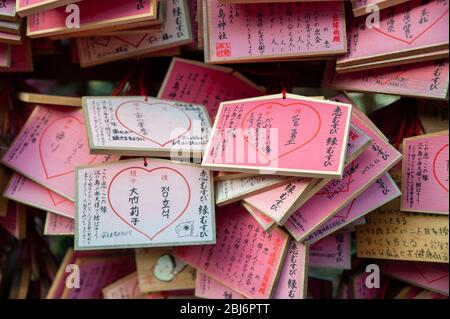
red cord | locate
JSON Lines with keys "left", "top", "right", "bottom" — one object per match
{"left": 379, "top": 279, "right": 389, "bottom": 299}
{"left": 282, "top": 89, "right": 287, "bottom": 99}
{"left": 111, "top": 69, "right": 135, "bottom": 96}
{"left": 394, "top": 116, "right": 407, "bottom": 148}
{"left": 139, "top": 70, "right": 148, "bottom": 101}
{"left": 414, "top": 117, "right": 422, "bottom": 136}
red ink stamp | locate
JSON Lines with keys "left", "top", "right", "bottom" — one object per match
{"left": 216, "top": 42, "right": 231, "bottom": 57}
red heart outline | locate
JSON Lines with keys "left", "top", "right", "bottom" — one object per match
{"left": 317, "top": 161, "right": 356, "bottom": 197}
{"left": 414, "top": 263, "right": 449, "bottom": 284}
{"left": 107, "top": 166, "right": 191, "bottom": 241}
{"left": 93, "top": 37, "right": 112, "bottom": 47}
{"left": 334, "top": 198, "right": 356, "bottom": 219}
{"left": 114, "top": 101, "right": 193, "bottom": 147}
{"left": 240, "top": 102, "right": 322, "bottom": 163}
{"left": 38, "top": 116, "right": 97, "bottom": 180}
{"left": 373, "top": 9, "right": 449, "bottom": 45}
{"left": 114, "top": 33, "right": 149, "bottom": 48}
{"left": 370, "top": 70, "right": 407, "bottom": 87}
{"left": 47, "top": 189, "right": 69, "bottom": 206}
{"left": 432, "top": 144, "right": 449, "bottom": 192}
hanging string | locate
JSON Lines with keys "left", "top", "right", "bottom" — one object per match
{"left": 1, "top": 80, "right": 24, "bottom": 141}
{"left": 394, "top": 115, "right": 407, "bottom": 148}
{"left": 138, "top": 68, "right": 148, "bottom": 101}
{"left": 137, "top": 63, "right": 149, "bottom": 166}
{"left": 128, "top": 74, "right": 140, "bottom": 96}
{"left": 412, "top": 102, "right": 421, "bottom": 136}
{"left": 139, "top": 64, "right": 149, "bottom": 167}
{"left": 110, "top": 63, "right": 150, "bottom": 168}
{"left": 278, "top": 62, "right": 294, "bottom": 97}
{"left": 413, "top": 116, "right": 422, "bottom": 136}
{"left": 233, "top": 62, "right": 295, "bottom": 95}
{"left": 393, "top": 104, "right": 422, "bottom": 149}
{"left": 111, "top": 69, "right": 135, "bottom": 96}
{"left": 379, "top": 278, "right": 390, "bottom": 299}
{"left": 280, "top": 72, "right": 288, "bottom": 99}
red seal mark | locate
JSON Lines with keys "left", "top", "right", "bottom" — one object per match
{"left": 216, "top": 42, "right": 232, "bottom": 58}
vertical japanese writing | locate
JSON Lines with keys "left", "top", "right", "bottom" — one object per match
{"left": 430, "top": 60, "right": 445, "bottom": 91}
{"left": 287, "top": 241, "right": 299, "bottom": 298}
{"left": 129, "top": 170, "right": 141, "bottom": 226}
{"left": 198, "top": 169, "right": 210, "bottom": 238}
{"left": 324, "top": 106, "right": 342, "bottom": 167}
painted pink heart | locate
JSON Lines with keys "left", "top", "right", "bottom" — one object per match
{"left": 39, "top": 116, "right": 97, "bottom": 179}
{"left": 373, "top": 3, "right": 449, "bottom": 45}
{"left": 115, "top": 101, "right": 192, "bottom": 147}
{"left": 240, "top": 101, "right": 322, "bottom": 163}
{"left": 433, "top": 144, "right": 449, "bottom": 192}
{"left": 107, "top": 166, "right": 191, "bottom": 241}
